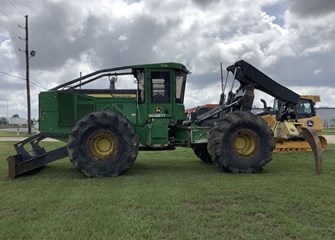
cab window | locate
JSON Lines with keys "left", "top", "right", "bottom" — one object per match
{"left": 151, "top": 72, "right": 170, "bottom": 103}
{"left": 136, "top": 71, "right": 145, "bottom": 103}
{"left": 176, "top": 72, "right": 186, "bottom": 103}
{"left": 296, "top": 100, "right": 313, "bottom": 115}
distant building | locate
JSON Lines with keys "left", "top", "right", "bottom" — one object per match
{"left": 8, "top": 117, "right": 27, "bottom": 125}
{"left": 316, "top": 107, "right": 335, "bottom": 128}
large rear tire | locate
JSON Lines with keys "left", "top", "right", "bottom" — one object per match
{"left": 207, "top": 111, "right": 275, "bottom": 173}
{"left": 67, "top": 111, "right": 139, "bottom": 177}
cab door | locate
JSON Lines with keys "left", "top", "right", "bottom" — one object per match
{"left": 147, "top": 70, "right": 173, "bottom": 145}
{"left": 148, "top": 70, "right": 173, "bottom": 117}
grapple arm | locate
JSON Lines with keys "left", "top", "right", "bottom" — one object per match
{"left": 300, "top": 127, "right": 323, "bottom": 174}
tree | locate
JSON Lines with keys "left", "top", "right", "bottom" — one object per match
{"left": 0, "top": 117, "right": 8, "bottom": 125}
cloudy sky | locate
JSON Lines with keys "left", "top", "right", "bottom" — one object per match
{"left": 0, "top": 0, "right": 335, "bottom": 119}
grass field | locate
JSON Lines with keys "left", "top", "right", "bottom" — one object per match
{"left": 1, "top": 142, "right": 335, "bottom": 240}
{"left": 322, "top": 128, "right": 335, "bottom": 135}
{"left": 0, "top": 132, "right": 32, "bottom": 137}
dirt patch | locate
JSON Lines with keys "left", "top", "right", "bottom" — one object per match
{"left": 324, "top": 135, "right": 335, "bottom": 144}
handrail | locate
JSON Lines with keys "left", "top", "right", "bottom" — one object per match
{"left": 51, "top": 66, "right": 132, "bottom": 90}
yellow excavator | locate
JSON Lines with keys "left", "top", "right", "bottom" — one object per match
{"left": 259, "top": 95, "right": 327, "bottom": 153}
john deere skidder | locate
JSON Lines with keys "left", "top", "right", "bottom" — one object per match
{"left": 7, "top": 60, "right": 323, "bottom": 178}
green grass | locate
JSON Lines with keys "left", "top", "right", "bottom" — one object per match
{"left": 0, "top": 132, "right": 34, "bottom": 137}
{"left": 1, "top": 142, "right": 335, "bottom": 240}
{"left": 322, "top": 128, "right": 335, "bottom": 135}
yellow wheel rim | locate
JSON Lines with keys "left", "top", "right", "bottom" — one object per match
{"left": 233, "top": 130, "right": 258, "bottom": 157}
{"left": 87, "top": 130, "right": 119, "bottom": 161}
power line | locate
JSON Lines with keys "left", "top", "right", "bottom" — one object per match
{"left": 3, "top": 1, "right": 87, "bottom": 95}
{"left": 29, "top": 68, "right": 48, "bottom": 89}
{"left": 28, "top": 22, "right": 79, "bottom": 77}
{"left": 30, "top": 77, "right": 48, "bottom": 90}
{"left": 0, "top": 6, "right": 48, "bottom": 94}
{"left": 0, "top": 22, "right": 20, "bottom": 36}
{"left": 0, "top": 70, "right": 47, "bottom": 90}
{"left": 0, "top": 6, "right": 53, "bottom": 92}
{"left": 29, "top": 43, "right": 65, "bottom": 71}
{"left": 0, "top": 7, "right": 20, "bottom": 26}
{"left": 6, "top": 0, "right": 79, "bottom": 77}
{"left": 7, "top": 0, "right": 25, "bottom": 16}
{"left": 30, "top": 82, "right": 46, "bottom": 90}
{"left": 0, "top": 70, "right": 25, "bottom": 80}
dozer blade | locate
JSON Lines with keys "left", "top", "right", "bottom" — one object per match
{"left": 7, "top": 133, "right": 68, "bottom": 179}
{"left": 300, "top": 127, "right": 323, "bottom": 175}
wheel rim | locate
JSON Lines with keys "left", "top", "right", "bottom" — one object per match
{"left": 87, "top": 129, "right": 119, "bottom": 161}
{"left": 232, "top": 129, "right": 258, "bottom": 158}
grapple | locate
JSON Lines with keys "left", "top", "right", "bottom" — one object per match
{"left": 300, "top": 127, "right": 323, "bottom": 174}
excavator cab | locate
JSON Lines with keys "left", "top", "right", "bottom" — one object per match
{"left": 296, "top": 99, "right": 313, "bottom": 117}
{"left": 274, "top": 98, "right": 315, "bottom": 120}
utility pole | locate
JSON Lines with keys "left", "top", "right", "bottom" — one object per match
{"left": 20, "top": 15, "right": 32, "bottom": 134}
{"left": 25, "top": 15, "right": 32, "bottom": 135}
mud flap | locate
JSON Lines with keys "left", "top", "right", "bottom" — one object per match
{"left": 300, "top": 127, "right": 323, "bottom": 174}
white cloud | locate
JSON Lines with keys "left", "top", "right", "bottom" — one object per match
{"left": 303, "top": 42, "right": 332, "bottom": 56}
{"left": 0, "top": 0, "right": 334, "bottom": 119}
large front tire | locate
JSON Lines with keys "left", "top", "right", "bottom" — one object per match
{"left": 67, "top": 111, "right": 139, "bottom": 177}
{"left": 207, "top": 111, "right": 275, "bottom": 173}
{"left": 192, "top": 119, "right": 216, "bottom": 164}
{"left": 192, "top": 145, "right": 212, "bottom": 163}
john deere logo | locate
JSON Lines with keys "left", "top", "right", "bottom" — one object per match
{"left": 154, "top": 107, "right": 161, "bottom": 113}
{"left": 307, "top": 120, "right": 314, "bottom": 127}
